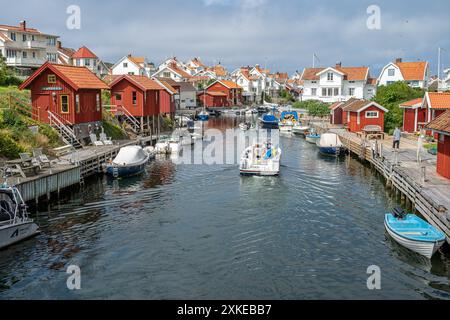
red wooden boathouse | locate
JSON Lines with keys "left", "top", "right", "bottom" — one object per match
{"left": 341, "top": 99, "right": 388, "bottom": 133}
{"left": 19, "top": 62, "right": 108, "bottom": 139}
{"left": 201, "top": 80, "right": 243, "bottom": 107}
{"left": 426, "top": 110, "right": 450, "bottom": 180}
{"left": 399, "top": 98, "right": 426, "bottom": 133}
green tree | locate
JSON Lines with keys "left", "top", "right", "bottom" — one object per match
{"left": 293, "top": 100, "right": 330, "bottom": 117}
{"left": 0, "top": 52, "right": 8, "bottom": 86}
{"left": 373, "top": 81, "right": 424, "bottom": 133}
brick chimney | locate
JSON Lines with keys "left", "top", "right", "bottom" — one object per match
{"left": 19, "top": 20, "right": 26, "bottom": 31}
{"left": 335, "top": 62, "right": 342, "bottom": 69}
{"left": 395, "top": 58, "right": 402, "bottom": 64}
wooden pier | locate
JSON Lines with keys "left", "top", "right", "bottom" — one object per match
{"left": 313, "top": 123, "right": 450, "bottom": 244}
{"left": 1, "top": 138, "right": 159, "bottom": 203}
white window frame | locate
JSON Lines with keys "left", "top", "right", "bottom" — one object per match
{"left": 327, "top": 73, "right": 334, "bottom": 81}
{"left": 365, "top": 111, "right": 379, "bottom": 119}
{"left": 388, "top": 68, "right": 395, "bottom": 77}
{"left": 349, "top": 88, "right": 355, "bottom": 96}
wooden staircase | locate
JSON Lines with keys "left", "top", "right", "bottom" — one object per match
{"left": 48, "top": 111, "right": 83, "bottom": 149}
{"left": 104, "top": 105, "right": 150, "bottom": 136}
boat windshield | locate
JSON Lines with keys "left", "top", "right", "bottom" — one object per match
{"left": 0, "top": 191, "right": 16, "bottom": 221}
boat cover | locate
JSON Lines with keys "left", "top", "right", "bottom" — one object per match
{"left": 113, "top": 146, "right": 148, "bottom": 165}
{"left": 262, "top": 114, "right": 279, "bottom": 122}
{"left": 280, "top": 111, "right": 299, "bottom": 121}
{"left": 318, "top": 133, "right": 343, "bottom": 147}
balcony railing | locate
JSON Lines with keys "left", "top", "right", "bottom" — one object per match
{"left": 6, "top": 56, "right": 46, "bottom": 67}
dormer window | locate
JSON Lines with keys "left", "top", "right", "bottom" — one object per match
{"left": 327, "top": 73, "right": 334, "bottom": 81}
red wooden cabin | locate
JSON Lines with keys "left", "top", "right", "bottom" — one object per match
{"left": 426, "top": 110, "right": 450, "bottom": 180}
{"left": 423, "top": 92, "right": 450, "bottom": 124}
{"left": 19, "top": 62, "right": 108, "bottom": 138}
{"left": 155, "top": 79, "right": 177, "bottom": 115}
{"left": 109, "top": 75, "right": 162, "bottom": 117}
{"left": 329, "top": 101, "right": 345, "bottom": 125}
{"left": 197, "top": 91, "right": 228, "bottom": 108}
{"left": 399, "top": 98, "right": 426, "bottom": 133}
{"left": 341, "top": 99, "right": 388, "bottom": 133}
{"left": 204, "top": 80, "right": 243, "bottom": 107}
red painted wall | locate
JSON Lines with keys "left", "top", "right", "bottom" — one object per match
{"left": 198, "top": 93, "right": 227, "bottom": 108}
{"left": 110, "top": 79, "right": 144, "bottom": 117}
{"left": 437, "top": 134, "right": 450, "bottom": 180}
{"left": 29, "top": 68, "right": 102, "bottom": 124}
{"left": 159, "top": 89, "right": 174, "bottom": 114}
{"left": 348, "top": 105, "right": 385, "bottom": 132}
{"left": 331, "top": 107, "right": 343, "bottom": 124}
{"left": 206, "top": 82, "right": 242, "bottom": 107}
{"left": 403, "top": 108, "right": 416, "bottom": 132}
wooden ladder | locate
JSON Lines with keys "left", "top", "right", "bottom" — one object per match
{"left": 48, "top": 111, "right": 83, "bottom": 149}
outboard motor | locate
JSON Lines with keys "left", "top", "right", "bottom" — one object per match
{"left": 393, "top": 207, "right": 407, "bottom": 220}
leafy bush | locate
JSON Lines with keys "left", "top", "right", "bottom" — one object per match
{"left": 0, "top": 129, "right": 26, "bottom": 158}
{"left": 373, "top": 82, "right": 424, "bottom": 133}
{"left": 293, "top": 100, "right": 330, "bottom": 117}
{"left": 103, "top": 120, "right": 127, "bottom": 140}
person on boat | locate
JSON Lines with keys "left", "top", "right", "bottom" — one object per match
{"left": 393, "top": 127, "right": 401, "bottom": 149}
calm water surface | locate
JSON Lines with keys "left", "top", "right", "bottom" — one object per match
{"left": 0, "top": 117, "right": 449, "bottom": 300}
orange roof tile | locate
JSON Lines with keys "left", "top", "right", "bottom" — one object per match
{"left": 72, "top": 46, "right": 98, "bottom": 59}
{"left": 0, "top": 24, "right": 41, "bottom": 34}
{"left": 168, "top": 63, "right": 192, "bottom": 79}
{"left": 219, "top": 80, "right": 242, "bottom": 89}
{"left": 396, "top": 61, "right": 427, "bottom": 81}
{"left": 111, "top": 75, "right": 162, "bottom": 91}
{"left": 427, "top": 92, "right": 450, "bottom": 110}
{"left": 300, "top": 68, "right": 325, "bottom": 80}
{"left": 20, "top": 62, "right": 109, "bottom": 90}
{"left": 425, "top": 110, "right": 450, "bottom": 134}
{"left": 158, "top": 79, "right": 178, "bottom": 94}
{"left": 302, "top": 66, "right": 368, "bottom": 81}
{"left": 399, "top": 98, "right": 423, "bottom": 108}
{"left": 199, "top": 91, "right": 227, "bottom": 97}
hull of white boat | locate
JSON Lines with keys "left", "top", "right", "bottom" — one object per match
{"left": 306, "top": 136, "right": 320, "bottom": 144}
{"left": 169, "top": 143, "right": 180, "bottom": 154}
{"left": 240, "top": 168, "right": 280, "bottom": 176}
{"left": 0, "top": 221, "right": 39, "bottom": 250}
{"left": 155, "top": 142, "right": 170, "bottom": 154}
{"left": 385, "top": 221, "right": 445, "bottom": 259}
{"left": 279, "top": 125, "right": 293, "bottom": 132}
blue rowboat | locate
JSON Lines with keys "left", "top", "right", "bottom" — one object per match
{"left": 385, "top": 208, "right": 446, "bottom": 259}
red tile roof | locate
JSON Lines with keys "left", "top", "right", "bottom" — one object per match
{"left": 399, "top": 98, "right": 423, "bottom": 108}
{"left": 110, "top": 75, "right": 162, "bottom": 91}
{"left": 168, "top": 63, "right": 192, "bottom": 79}
{"left": 0, "top": 24, "right": 41, "bottom": 34}
{"left": 426, "top": 92, "right": 450, "bottom": 110}
{"left": 199, "top": 91, "right": 227, "bottom": 97}
{"left": 425, "top": 110, "right": 450, "bottom": 134}
{"left": 72, "top": 46, "right": 98, "bottom": 59}
{"left": 302, "top": 66, "right": 369, "bottom": 81}
{"left": 158, "top": 79, "right": 178, "bottom": 94}
{"left": 395, "top": 61, "right": 428, "bottom": 81}
{"left": 218, "top": 80, "right": 242, "bottom": 90}
{"left": 19, "top": 62, "right": 108, "bottom": 90}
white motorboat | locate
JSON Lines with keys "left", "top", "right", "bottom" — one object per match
{"left": 0, "top": 185, "right": 39, "bottom": 250}
{"left": 316, "top": 133, "right": 345, "bottom": 156}
{"left": 155, "top": 136, "right": 171, "bottom": 154}
{"left": 105, "top": 145, "right": 151, "bottom": 178}
{"left": 239, "top": 122, "right": 251, "bottom": 131}
{"left": 239, "top": 141, "right": 281, "bottom": 176}
{"left": 292, "top": 124, "right": 310, "bottom": 135}
{"left": 168, "top": 136, "right": 181, "bottom": 154}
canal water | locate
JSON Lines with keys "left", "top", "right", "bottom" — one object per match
{"left": 0, "top": 116, "right": 449, "bottom": 300}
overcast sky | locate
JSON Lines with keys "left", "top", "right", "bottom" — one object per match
{"left": 2, "top": 0, "right": 450, "bottom": 76}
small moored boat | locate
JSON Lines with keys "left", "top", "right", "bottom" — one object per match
{"left": 316, "top": 133, "right": 345, "bottom": 156}
{"left": 105, "top": 146, "right": 151, "bottom": 178}
{"left": 239, "top": 141, "right": 281, "bottom": 176}
{"left": 0, "top": 185, "right": 39, "bottom": 250}
{"left": 239, "top": 122, "right": 251, "bottom": 131}
{"left": 260, "top": 114, "right": 279, "bottom": 129}
{"left": 292, "top": 123, "right": 310, "bottom": 136}
{"left": 305, "top": 129, "right": 321, "bottom": 144}
{"left": 385, "top": 208, "right": 446, "bottom": 259}
{"left": 198, "top": 110, "right": 210, "bottom": 121}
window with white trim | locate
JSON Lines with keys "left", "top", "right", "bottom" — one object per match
{"left": 349, "top": 88, "right": 355, "bottom": 96}
{"left": 311, "top": 88, "right": 317, "bottom": 96}
{"left": 365, "top": 111, "right": 379, "bottom": 118}
{"left": 388, "top": 69, "right": 395, "bottom": 77}
{"left": 327, "top": 73, "right": 334, "bottom": 81}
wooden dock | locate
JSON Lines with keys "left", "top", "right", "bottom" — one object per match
{"left": 1, "top": 139, "right": 157, "bottom": 203}
{"left": 313, "top": 123, "right": 450, "bottom": 244}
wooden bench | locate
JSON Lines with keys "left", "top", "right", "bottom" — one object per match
{"left": 53, "top": 145, "right": 73, "bottom": 157}
{"left": 360, "top": 125, "right": 385, "bottom": 140}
